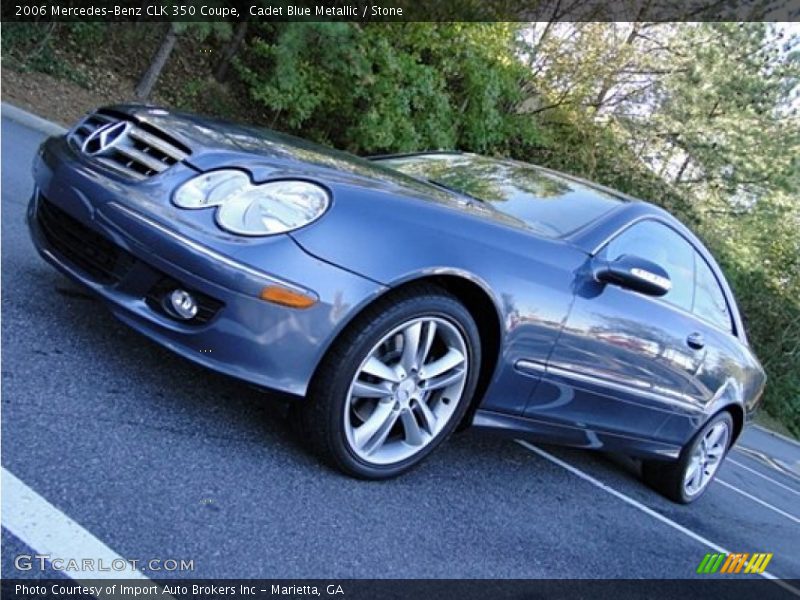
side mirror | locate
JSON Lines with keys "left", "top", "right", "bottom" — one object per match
{"left": 594, "top": 254, "right": 672, "bottom": 297}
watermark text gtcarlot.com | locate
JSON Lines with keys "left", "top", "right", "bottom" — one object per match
{"left": 14, "top": 554, "right": 195, "bottom": 572}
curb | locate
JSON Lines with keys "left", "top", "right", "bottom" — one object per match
{"left": 1, "top": 102, "right": 67, "bottom": 136}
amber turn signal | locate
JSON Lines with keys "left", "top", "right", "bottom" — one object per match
{"left": 259, "top": 285, "right": 317, "bottom": 309}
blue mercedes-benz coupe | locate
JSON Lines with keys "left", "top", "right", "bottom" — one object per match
{"left": 29, "top": 105, "right": 765, "bottom": 503}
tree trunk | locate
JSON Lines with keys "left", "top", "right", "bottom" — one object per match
{"left": 214, "top": 21, "right": 248, "bottom": 83}
{"left": 592, "top": 22, "right": 642, "bottom": 112}
{"left": 674, "top": 155, "right": 690, "bottom": 184}
{"left": 529, "top": 11, "right": 557, "bottom": 67}
{"left": 674, "top": 99, "right": 720, "bottom": 184}
{"left": 134, "top": 22, "right": 178, "bottom": 101}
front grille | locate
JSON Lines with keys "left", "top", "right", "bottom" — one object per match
{"left": 36, "top": 197, "right": 136, "bottom": 284}
{"left": 145, "top": 277, "right": 224, "bottom": 326}
{"left": 68, "top": 110, "right": 190, "bottom": 180}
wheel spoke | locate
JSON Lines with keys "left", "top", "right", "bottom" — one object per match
{"left": 685, "top": 459, "right": 701, "bottom": 489}
{"left": 414, "top": 398, "right": 437, "bottom": 434}
{"left": 706, "top": 446, "right": 724, "bottom": 462}
{"left": 362, "top": 356, "right": 401, "bottom": 383}
{"left": 420, "top": 348, "right": 465, "bottom": 380}
{"left": 354, "top": 401, "right": 397, "bottom": 452}
{"left": 696, "top": 468, "right": 706, "bottom": 491}
{"left": 362, "top": 413, "right": 400, "bottom": 456}
{"left": 706, "top": 424, "right": 726, "bottom": 450}
{"left": 417, "top": 321, "right": 437, "bottom": 367}
{"left": 400, "top": 322, "right": 423, "bottom": 372}
{"left": 352, "top": 380, "right": 392, "bottom": 398}
{"left": 421, "top": 368, "right": 465, "bottom": 392}
{"left": 400, "top": 408, "right": 425, "bottom": 446}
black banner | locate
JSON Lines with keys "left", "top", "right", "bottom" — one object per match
{"left": 3, "top": 579, "right": 800, "bottom": 600}
{"left": 2, "top": 0, "right": 800, "bottom": 22}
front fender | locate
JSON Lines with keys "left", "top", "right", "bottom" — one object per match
{"left": 290, "top": 188, "right": 589, "bottom": 415}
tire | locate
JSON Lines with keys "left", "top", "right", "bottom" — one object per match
{"left": 296, "top": 284, "right": 481, "bottom": 479}
{"left": 642, "top": 411, "right": 734, "bottom": 504}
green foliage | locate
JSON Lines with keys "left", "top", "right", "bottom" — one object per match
{"left": 1, "top": 22, "right": 102, "bottom": 86}
{"left": 710, "top": 200, "right": 800, "bottom": 432}
{"left": 652, "top": 24, "right": 800, "bottom": 196}
{"left": 235, "top": 23, "right": 539, "bottom": 153}
{"left": 1, "top": 22, "right": 45, "bottom": 56}
{"left": 170, "top": 77, "right": 237, "bottom": 117}
{"left": 63, "top": 23, "right": 106, "bottom": 48}
{"left": 172, "top": 77, "right": 208, "bottom": 110}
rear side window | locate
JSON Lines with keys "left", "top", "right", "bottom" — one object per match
{"left": 604, "top": 220, "right": 695, "bottom": 311}
{"left": 693, "top": 254, "right": 733, "bottom": 333}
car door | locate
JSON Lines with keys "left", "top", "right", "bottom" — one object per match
{"left": 524, "top": 219, "right": 711, "bottom": 440}
{"left": 656, "top": 251, "right": 759, "bottom": 444}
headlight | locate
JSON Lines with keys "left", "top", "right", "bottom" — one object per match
{"left": 173, "top": 170, "right": 250, "bottom": 209}
{"left": 216, "top": 180, "right": 329, "bottom": 236}
{"left": 173, "top": 169, "right": 330, "bottom": 236}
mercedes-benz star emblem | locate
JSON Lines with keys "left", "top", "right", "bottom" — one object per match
{"left": 81, "top": 121, "right": 131, "bottom": 156}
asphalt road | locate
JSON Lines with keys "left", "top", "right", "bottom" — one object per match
{"left": 2, "top": 111, "right": 799, "bottom": 584}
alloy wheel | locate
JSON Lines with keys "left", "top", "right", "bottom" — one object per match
{"left": 683, "top": 421, "right": 730, "bottom": 497}
{"left": 344, "top": 316, "right": 469, "bottom": 465}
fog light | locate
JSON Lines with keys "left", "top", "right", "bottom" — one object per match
{"left": 167, "top": 289, "right": 198, "bottom": 320}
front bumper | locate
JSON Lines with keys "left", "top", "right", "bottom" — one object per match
{"left": 29, "top": 136, "right": 385, "bottom": 396}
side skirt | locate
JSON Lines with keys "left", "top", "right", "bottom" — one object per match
{"left": 472, "top": 409, "right": 682, "bottom": 461}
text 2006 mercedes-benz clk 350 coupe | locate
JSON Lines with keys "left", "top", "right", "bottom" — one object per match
{"left": 30, "top": 106, "right": 765, "bottom": 503}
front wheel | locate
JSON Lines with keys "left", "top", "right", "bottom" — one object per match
{"left": 297, "top": 286, "right": 481, "bottom": 479}
{"left": 643, "top": 411, "right": 733, "bottom": 504}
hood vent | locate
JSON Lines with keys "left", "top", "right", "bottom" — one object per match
{"left": 68, "top": 110, "right": 191, "bottom": 180}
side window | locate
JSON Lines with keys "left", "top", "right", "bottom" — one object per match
{"left": 604, "top": 220, "right": 695, "bottom": 311}
{"left": 693, "top": 254, "right": 733, "bottom": 333}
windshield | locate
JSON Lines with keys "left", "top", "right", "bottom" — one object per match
{"left": 376, "top": 153, "right": 625, "bottom": 238}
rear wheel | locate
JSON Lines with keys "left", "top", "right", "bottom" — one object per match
{"left": 643, "top": 411, "right": 733, "bottom": 504}
{"left": 297, "top": 286, "right": 481, "bottom": 479}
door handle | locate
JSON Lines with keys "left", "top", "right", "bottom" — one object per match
{"left": 686, "top": 332, "right": 705, "bottom": 350}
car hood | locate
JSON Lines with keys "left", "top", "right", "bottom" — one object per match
{"left": 106, "top": 105, "right": 454, "bottom": 189}
{"left": 101, "top": 104, "right": 533, "bottom": 232}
